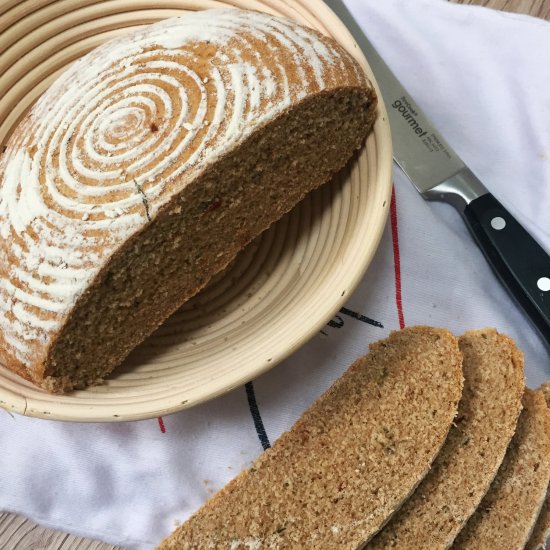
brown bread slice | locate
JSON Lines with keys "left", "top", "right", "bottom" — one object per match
{"left": 453, "top": 389, "right": 550, "bottom": 550}
{"left": 156, "top": 326, "right": 463, "bottom": 549}
{"left": 525, "top": 381, "right": 550, "bottom": 550}
{"left": 366, "top": 329, "right": 524, "bottom": 549}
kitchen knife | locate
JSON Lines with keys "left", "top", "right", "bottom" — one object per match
{"left": 325, "top": 0, "right": 550, "bottom": 349}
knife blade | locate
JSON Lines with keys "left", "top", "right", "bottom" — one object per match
{"left": 326, "top": 0, "right": 550, "bottom": 348}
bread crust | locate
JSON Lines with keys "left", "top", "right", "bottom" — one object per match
{"left": 525, "top": 382, "right": 550, "bottom": 550}
{"left": 454, "top": 388, "right": 550, "bottom": 549}
{"left": 367, "top": 328, "right": 525, "bottom": 549}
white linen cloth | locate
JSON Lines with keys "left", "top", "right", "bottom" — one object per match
{"left": 0, "top": 0, "right": 549, "bottom": 548}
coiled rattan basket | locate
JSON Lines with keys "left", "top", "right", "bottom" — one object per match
{"left": 0, "top": 0, "right": 392, "bottom": 421}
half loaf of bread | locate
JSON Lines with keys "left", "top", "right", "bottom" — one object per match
{"left": 0, "top": 8, "right": 377, "bottom": 391}
{"left": 156, "top": 326, "right": 463, "bottom": 549}
{"left": 366, "top": 328, "right": 524, "bottom": 549}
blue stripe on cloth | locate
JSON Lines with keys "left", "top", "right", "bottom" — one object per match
{"left": 245, "top": 381, "right": 271, "bottom": 450}
{"left": 340, "top": 307, "right": 384, "bottom": 328}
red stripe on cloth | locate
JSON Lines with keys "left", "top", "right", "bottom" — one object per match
{"left": 158, "top": 416, "right": 166, "bottom": 433}
{"left": 390, "top": 187, "right": 405, "bottom": 329}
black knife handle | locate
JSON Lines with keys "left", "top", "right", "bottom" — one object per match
{"left": 463, "top": 193, "right": 550, "bottom": 348}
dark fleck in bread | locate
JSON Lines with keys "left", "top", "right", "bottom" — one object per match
{"left": 367, "top": 328, "right": 524, "bottom": 549}
{"left": 156, "top": 326, "right": 463, "bottom": 549}
{"left": 454, "top": 388, "right": 550, "bottom": 550}
{"left": 0, "top": 8, "right": 377, "bottom": 392}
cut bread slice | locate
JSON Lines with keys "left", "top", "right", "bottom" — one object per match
{"left": 156, "top": 327, "right": 463, "bottom": 549}
{"left": 525, "top": 381, "right": 550, "bottom": 550}
{"left": 366, "top": 329, "right": 524, "bottom": 549}
{"left": 454, "top": 389, "right": 550, "bottom": 550}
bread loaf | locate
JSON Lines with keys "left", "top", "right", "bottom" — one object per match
{"left": 156, "top": 326, "right": 463, "bottom": 549}
{"left": 525, "top": 381, "right": 550, "bottom": 550}
{"left": 0, "top": 9, "right": 377, "bottom": 391}
{"left": 454, "top": 389, "right": 550, "bottom": 549}
{"left": 366, "top": 329, "right": 524, "bottom": 549}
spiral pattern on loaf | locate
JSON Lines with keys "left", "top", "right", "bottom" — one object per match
{"left": 0, "top": 8, "right": 359, "bottom": 364}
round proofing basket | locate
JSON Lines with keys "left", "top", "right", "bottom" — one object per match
{"left": 0, "top": 0, "right": 392, "bottom": 421}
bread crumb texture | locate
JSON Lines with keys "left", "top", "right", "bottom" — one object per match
{"left": 525, "top": 382, "right": 550, "bottom": 550}
{"left": 156, "top": 326, "right": 463, "bottom": 549}
{"left": 454, "top": 388, "right": 550, "bottom": 550}
{"left": 367, "top": 328, "right": 524, "bottom": 549}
